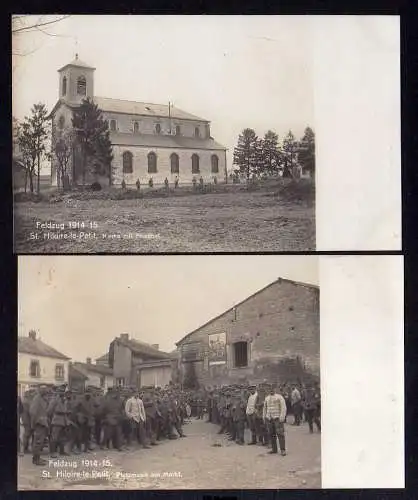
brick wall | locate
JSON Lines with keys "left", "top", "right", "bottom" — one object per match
{"left": 177, "top": 279, "right": 320, "bottom": 386}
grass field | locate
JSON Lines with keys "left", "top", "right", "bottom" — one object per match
{"left": 14, "top": 182, "right": 315, "bottom": 253}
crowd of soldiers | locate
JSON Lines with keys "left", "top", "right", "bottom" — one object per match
{"left": 18, "top": 384, "right": 190, "bottom": 466}
{"left": 18, "top": 380, "right": 320, "bottom": 465}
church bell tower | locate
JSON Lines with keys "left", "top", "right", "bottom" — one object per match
{"left": 57, "top": 54, "right": 95, "bottom": 104}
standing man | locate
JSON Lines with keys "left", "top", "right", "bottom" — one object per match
{"left": 291, "top": 385, "right": 302, "bottom": 426}
{"left": 143, "top": 391, "right": 158, "bottom": 446}
{"left": 125, "top": 391, "right": 149, "bottom": 449}
{"left": 303, "top": 384, "right": 321, "bottom": 433}
{"left": 21, "top": 390, "right": 35, "bottom": 454}
{"left": 263, "top": 384, "right": 287, "bottom": 456}
{"left": 102, "top": 388, "right": 123, "bottom": 451}
{"left": 29, "top": 385, "right": 50, "bottom": 466}
{"left": 48, "top": 387, "right": 69, "bottom": 457}
{"left": 246, "top": 385, "right": 258, "bottom": 445}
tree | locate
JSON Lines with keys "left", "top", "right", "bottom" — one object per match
{"left": 298, "top": 126, "right": 315, "bottom": 176}
{"left": 17, "top": 119, "right": 37, "bottom": 193}
{"left": 259, "top": 130, "right": 281, "bottom": 177}
{"left": 233, "top": 128, "right": 259, "bottom": 181}
{"left": 29, "top": 103, "right": 49, "bottom": 194}
{"left": 72, "top": 98, "right": 113, "bottom": 186}
{"left": 282, "top": 130, "right": 298, "bottom": 178}
{"left": 183, "top": 362, "right": 199, "bottom": 390}
{"left": 53, "top": 128, "right": 75, "bottom": 190}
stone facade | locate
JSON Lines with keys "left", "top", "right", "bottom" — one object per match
{"left": 49, "top": 56, "right": 227, "bottom": 187}
{"left": 176, "top": 278, "right": 320, "bottom": 387}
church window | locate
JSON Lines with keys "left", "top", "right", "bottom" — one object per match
{"left": 133, "top": 121, "right": 139, "bottom": 134}
{"left": 194, "top": 127, "right": 200, "bottom": 138}
{"left": 62, "top": 76, "right": 67, "bottom": 96}
{"left": 170, "top": 153, "right": 179, "bottom": 174}
{"left": 29, "top": 360, "right": 40, "bottom": 378}
{"left": 175, "top": 125, "right": 181, "bottom": 136}
{"left": 110, "top": 119, "right": 117, "bottom": 132}
{"left": 155, "top": 123, "right": 161, "bottom": 134}
{"left": 191, "top": 154, "right": 200, "bottom": 174}
{"left": 77, "top": 76, "right": 87, "bottom": 96}
{"left": 148, "top": 152, "right": 157, "bottom": 173}
{"left": 58, "top": 116, "right": 65, "bottom": 130}
{"left": 211, "top": 154, "right": 219, "bottom": 173}
{"left": 122, "top": 151, "right": 133, "bottom": 174}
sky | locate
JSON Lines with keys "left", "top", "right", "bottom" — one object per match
{"left": 12, "top": 15, "right": 314, "bottom": 173}
{"left": 18, "top": 255, "right": 318, "bottom": 361}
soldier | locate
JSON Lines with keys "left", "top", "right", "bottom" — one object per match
{"left": 65, "top": 390, "right": 82, "bottom": 454}
{"left": 246, "top": 385, "right": 258, "bottom": 445}
{"left": 263, "top": 383, "right": 287, "bottom": 456}
{"left": 303, "top": 384, "right": 321, "bottom": 433}
{"left": 255, "top": 384, "right": 269, "bottom": 446}
{"left": 291, "top": 385, "right": 302, "bottom": 426}
{"left": 78, "top": 392, "right": 95, "bottom": 452}
{"left": 21, "top": 390, "right": 35, "bottom": 454}
{"left": 143, "top": 391, "right": 159, "bottom": 446}
{"left": 136, "top": 179, "right": 141, "bottom": 190}
{"left": 102, "top": 388, "right": 123, "bottom": 451}
{"left": 164, "top": 177, "right": 169, "bottom": 190}
{"left": 48, "top": 386, "right": 70, "bottom": 457}
{"left": 93, "top": 392, "right": 104, "bottom": 448}
{"left": 232, "top": 391, "right": 246, "bottom": 445}
{"left": 168, "top": 392, "right": 186, "bottom": 438}
{"left": 125, "top": 391, "right": 149, "bottom": 449}
{"left": 29, "top": 385, "right": 50, "bottom": 465}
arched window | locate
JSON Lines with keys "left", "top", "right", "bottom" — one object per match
{"left": 133, "top": 122, "right": 139, "bottom": 134}
{"left": 170, "top": 153, "right": 179, "bottom": 174}
{"left": 211, "top": 154, "right": 219, "bottom": 173}
{"left": 62, "top": 76, "right": 67, "bottom": 96}
{"left": 122, "top": 151, "right": 133, "bottom": 174}
{"left": 58, "top": 115, "right": 65, "bottom": 130}
{"left": 110, "top": 119, "right": 117, "bottom": 132}
{"left": 155, "top": 123, "right": 161, "bottom": 134}
{"left": 192, "top": 153, "right": 200, "bottom": 174}
{"left": 148, "top": 152, "right": 157, "bottom": 173}
{"left": 194, "top": 127, "right": 200, "bottom": 138}
{"left": 175, "top": 125, "right": 181, "bottom": 136}
{"left": 77, "top": 76, "right": 87, "bottom": 96}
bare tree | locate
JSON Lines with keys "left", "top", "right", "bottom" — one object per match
{"left": 12, "top": 15, "right": 71, "bottom": 35}
{"left": 53, "top": 128, "right": 75, "bottom": 190}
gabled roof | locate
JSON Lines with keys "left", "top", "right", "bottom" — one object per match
{"left": 73, "top": 362, "right": 113, "bottom": 377}
{"left": 94, "top": 97, "right": 208, "bottom": 122}
{"left": 18, "top": 337, "right": 71, "bottom": 360}
{"left": 115, "top": 337, "right": 171, "bottom": 360}
{"left": 58, "top": 58, "right": 96, "bottom": 72}
{"left": 109, "top": 132, "right": 226, "bottom": 151}
{"left": 176, "top": 278, "right": 319, "bottom": 347}
{"left": 69, "top": 364, "right": 88, "bottom": 380}
{"left": 95, "top": 353, "right": 109, "bottom": 363}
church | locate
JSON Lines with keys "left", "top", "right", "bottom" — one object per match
{"left": 49, "top": 56, "right": 227, "bottom": 188}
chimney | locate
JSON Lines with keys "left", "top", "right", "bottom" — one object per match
{"left": 86, "top": 357, "right": 91, "bottom": 364}
{"left": 28, "top": 330, "right": 37, "bottom": 340}
{"left": 120, "top": 333, "right": 129, "bottom": 340}
{"left": 151, "top": 344, "right": 159, "bottom": 350}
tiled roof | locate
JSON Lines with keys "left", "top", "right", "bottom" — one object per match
{"left": 69, "top": 364, "right": 88, "bottom": 380}
{"left": 117, "top": 337, "right": 171, "bottom": 359}
{"left": 18, "top": 337, "right": 71, "bottom": 360}
{"left": 73, "top": 362, "right": 113, "bottom": 376}
{"left": 94, "top": 97, "right": 208, "bottom": 122}
{"left": 109, "top": 132, "right": 226, "bottom": 151}
{"left": 58, "top": 58, "right": 96, "bottom": 72}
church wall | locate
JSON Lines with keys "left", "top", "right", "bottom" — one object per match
{"left": 111, "top": 145, "right": 226, "bottom": 186}
{"left": 102, "top": 112, "right": 209, "bottom": 139}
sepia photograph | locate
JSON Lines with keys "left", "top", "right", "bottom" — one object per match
{"left": 17, "top": 255, "right": 320, "bottom": 490}
{"left": 13, "top": 15, "right": 316, "bottom": 253}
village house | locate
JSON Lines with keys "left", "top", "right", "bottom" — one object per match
{"left": 18, "top": 330, "right": 71, "bottom": 397}
{"left": 175, "top": 278, "right": 320, "bottom": 387}
{"left": 49, "top": 55, "right": 227, "bottom": 188}
{"left": 68, "top": 358, "right": 114, "bottom": 393}
{"left": 108, "top": 334, "right": 176, "bottom": 389}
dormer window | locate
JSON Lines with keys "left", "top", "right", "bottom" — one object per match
{"left": 62, "top": 76, "right": 67, "bottom": 96}
{"left": 155, "top": 123, "right": 161, "bottom": 135}
{"left": 77, "top": 76, "right": 87, "bottom": 96}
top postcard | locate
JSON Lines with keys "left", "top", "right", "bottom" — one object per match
{"left": 12, "top": 15, "right": 401, "bottom": 254}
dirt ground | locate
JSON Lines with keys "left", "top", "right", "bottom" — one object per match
{"left": 14, "top": 190, "right": 315, "bottom": 253}
{"left": 18, "top": 419, "right": 321, "bottom": 490}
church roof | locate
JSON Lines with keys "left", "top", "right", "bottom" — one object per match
{"left": 58, "top": 57, "right": 96, "bottom": 72}
{"left": 109, "top": 132, "right": 227, "bottom": 151}
{"left": 94, "top": 97, "right": 208, "bottom": 123}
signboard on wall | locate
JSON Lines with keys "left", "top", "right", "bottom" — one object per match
{"left": 208, "top": 332, "right": 227, "bottom": 365}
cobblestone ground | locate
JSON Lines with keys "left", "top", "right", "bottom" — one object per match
{"left": 18, "top": 419, "right": 321, "bottom": 490}
{"left": 14, "top": 190, "right": 315, "bottom": 253}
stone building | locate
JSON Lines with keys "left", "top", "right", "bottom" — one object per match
{"left": 175, "top": 278, "right": 320, "bottom": 387}
{"left": 68, "top": 358, "right": 114, "bottom": 392}
{"left": 108, "top": 334, "right": 176, "bottom": 389}
{"left": 49, "top": 55, "right": 227, "bottom": 188}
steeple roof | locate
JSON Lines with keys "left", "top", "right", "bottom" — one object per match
{"left": 58, "top": 55, "right": 95, "bottom": 72}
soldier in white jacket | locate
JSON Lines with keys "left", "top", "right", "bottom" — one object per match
{"left": 263, "top": 384, "right": 287, "bottom": 456}
{"left": 125, "top": 392, "right": 150, "bottom": 449}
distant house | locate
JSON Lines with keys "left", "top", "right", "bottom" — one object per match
{"left": 109, "top": 333, "right": 174, "bottom": 388}
{"left": 18, "top": 330, "right": 71, "bottom": 397}
{"left": 95, "top": 352, "right": 110, "bottom": 367}
{"left": 68, "top": 357, "right": 114, "bottom": 392}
